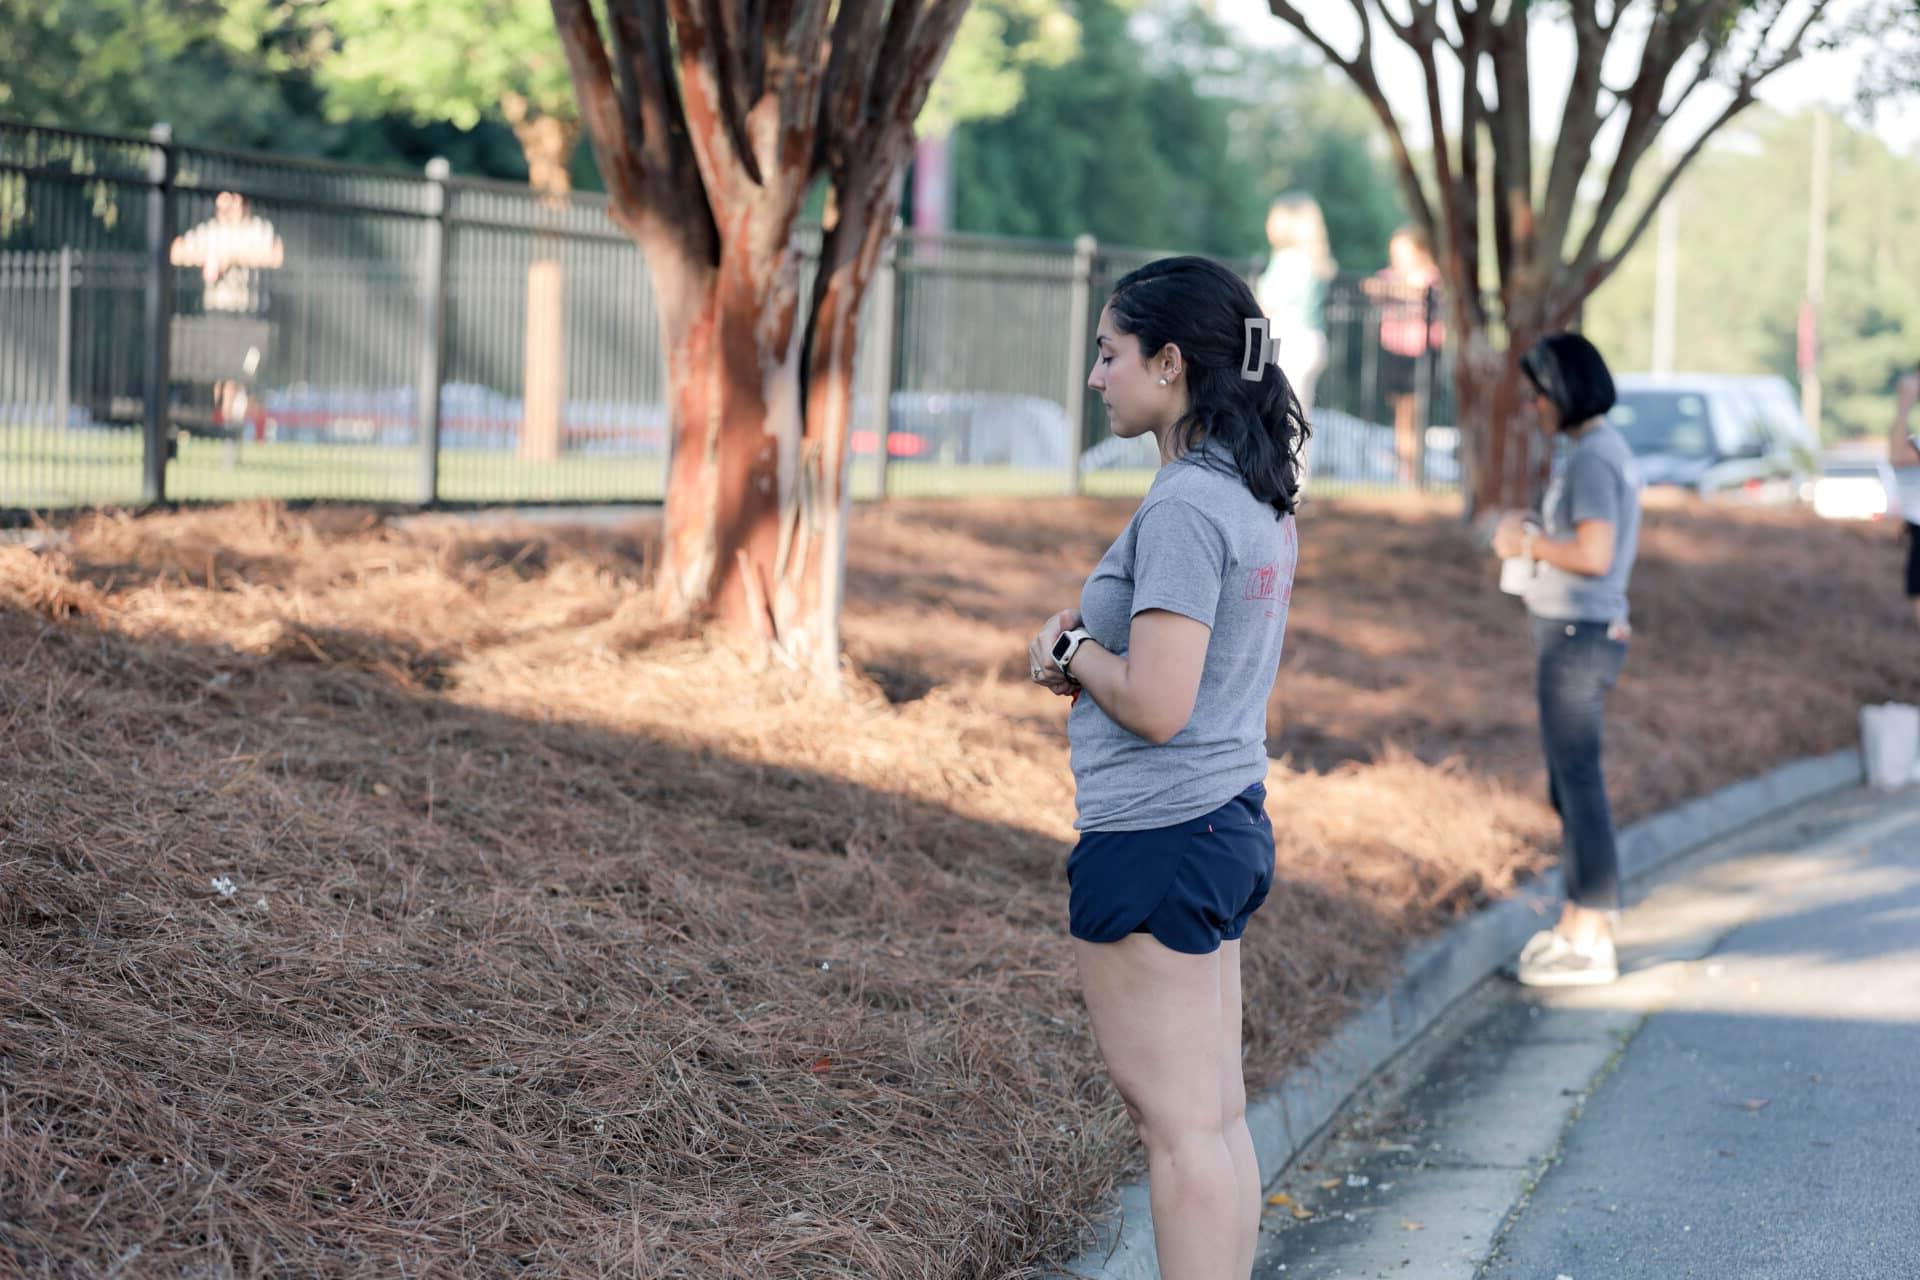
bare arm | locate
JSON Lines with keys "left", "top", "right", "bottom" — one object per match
{"left": 1536, "top": 519, "right": 1616, "bottom": 578}
{"left": 1061, "top": 610, "right": 1211, "bottom": 746}
{"left": 252, "top": 229, "right": 285, "bottom": 270}
{"left": 222, "top": 224, "right": 284, "bottom": 270}
{"left": 1889, "top": 371, "right": 1920, "bottom": 467}
{"left": 1494, "top": 514, "right": 1615, "bottom": 577}
{"left": 169, "top": 227, "right": 203, "bottom": 266}
{"left": 168, "top": 222, "right": 283, "bottom": 271}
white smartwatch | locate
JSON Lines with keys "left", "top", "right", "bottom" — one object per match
{"left": 1050, "top": 627, "right": 1093, "bottom": 676}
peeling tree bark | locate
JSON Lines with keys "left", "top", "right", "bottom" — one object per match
{"left": 550, "top": 0, "right": 964, "bottom": 682}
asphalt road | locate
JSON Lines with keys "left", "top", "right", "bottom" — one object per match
{"left": 1253, "top": 784, "right": 1920, "bottom": 1280}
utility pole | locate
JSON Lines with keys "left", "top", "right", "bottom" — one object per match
{"left": 1651, "top": 189, "right": 1679, "bottom": 377}
{"left": 1800, "top": 108, "right": 1830, "bottom": 434}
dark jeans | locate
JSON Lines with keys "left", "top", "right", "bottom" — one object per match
{"left": 1531, "top": 616, "right": 1628, "bottom": 913}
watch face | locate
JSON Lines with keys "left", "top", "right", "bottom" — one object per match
{"left": 1051, "top": 632, "right": 1074, "bottom": 662}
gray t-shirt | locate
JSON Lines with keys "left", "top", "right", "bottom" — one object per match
{"left": 1523, "top": 422, "right": 1642, "bottom": 624}
{"left": 1892, "top": 465, "right": 1920, "bottom": 526}
{"left": 1067, "top": 449, "right": 1297, "bottom": 831}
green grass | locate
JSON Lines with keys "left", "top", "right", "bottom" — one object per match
{"left": 1, "top": 426, "right": 670, "bottom": 509}
{"left": 2, "top": 426, "right": 1415, "bottom": 512}
{"left": 2, "top": 426, "right": 1156, "bottom": 510}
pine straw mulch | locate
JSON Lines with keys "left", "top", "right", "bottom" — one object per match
{"left": 1, "top": 493, "right": 1912, "bottom": 1279}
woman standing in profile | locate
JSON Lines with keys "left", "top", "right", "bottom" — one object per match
{"left": 1363, "top": 225, "right": 1442, "bottom": 486}
{"left": 1027, "top": 256, "right": 1306, "bottom": 1280}
{"left": 1492, "top": 332, "right": 1642, "bottom": 988}
{"left": 1255, "top": 193, "right": 1336, "bottom": 422}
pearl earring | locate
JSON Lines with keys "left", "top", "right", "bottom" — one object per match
{"left": 1158, "top": 377, "right": 1168, "bottom": 386}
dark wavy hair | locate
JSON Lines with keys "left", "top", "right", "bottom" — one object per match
{"left": 1105, "top": 255, "right": 1310, "bottom": 517}
{"left": 1520, "top": 332, "right": 1615, "bottom": 430}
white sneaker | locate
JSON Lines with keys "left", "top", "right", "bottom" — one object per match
{"left": 1517, "top": 936, "right": 1618, "bottom": 987}
{"left": 1518, "top": 929, "right": 1570, "bottom": 966}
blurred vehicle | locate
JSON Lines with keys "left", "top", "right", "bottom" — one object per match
{"left": 1080, "top": 408, "right": 1460, "bottom": 488}
{"left": 1608, "top": 373, "right": 1818, "bottom": 506}
{"left": 259, "top": 383, "right": 668, "bottom": 453}
{"left": 1811, "top": 453, "right": 1900, "bottom": 521}
{"left": 872, "top": 392, "right": 1072, "bottom": 468}
{"left": 1285, "top": 409, "right": 1459, "bottom": 487}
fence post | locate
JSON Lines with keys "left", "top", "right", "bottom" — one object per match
{"left": 868, "top": 220, "right": 902, "bottom": 501}
{"left": 1415, "top": 283, "right": 1437, "bottom": 491}
{"left": 56, "top": 246, "right": 73, "bottom": 436}
{"left": 418, "top": 158, "right": 451, "bottom": 506}
{"left": 140, "top": 123, "right": 175, "bottom": 505}
{"left": 1063, "top": 233, "right": 1096, "bottom": 497}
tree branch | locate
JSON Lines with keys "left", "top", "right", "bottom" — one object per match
{"left": 1568, "top": 0, "right": 1747, "bottom": 281}
{"left": 821, "top": 0, "right": 892, "bottom": 163}
{"left": 1267, "top": 0, "right": 1356, "bottom": 73}
{"left": 740, "top": 0, "right": 770, "bottom": 101}
{"left": 872, "top": 0, "right": 942, "bottom": 127}
{"left": 598, "top": 0, "right": 705, "bottom": 203}
{"left": 661, "top": 0, "right": 761, "bottom": 206}
{"left": 1486, "top": 0, "right": 1532, "bottom": 311}
{"left": 1375, "top": 0, "right": 1419, "bottom": 49}
{"left": 1572, "top": 0, "right": 1831, "bottom": 285}
{"left": 550, "top": 0, "right": 649, "bottom": 213}
{"left": 1409, "top": 40, "right": 1457, "bottom": 290}
{"left": 1377, "top": 0, "right": 1473, "bottom": 293}
{"left": 700, "top": 0, "right": 765, "bottom": 186}
{"left": 872, "top": 0, "right": 971, "bottom": 135}
{"left": 779, "top": 0, "right": 836, "bottom": 123}
{"left": 1454, "top": 3, "right": 1487, "bottom": 328}
{"left": 1268, "top": 0, "right": 1439, "bottom": 244}
{"left": 1537, "top": 0, "right": 1613, "bottom": 267}
{"left": 1564, "top": 105, "right": 1728, "bottom": 317}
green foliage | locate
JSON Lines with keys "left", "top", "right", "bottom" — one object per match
{"left": 0, "top": 0, "right": 338, "bottom": 152}
{"left": 0, "top": 0, "right": 540, "bottom": 178}
{"left": 255, "top": 0, "right": 577, "bottom": 130}
{"left": 949, "top": 0, "right": 1232, "bottom": 253}
{"left": 1221, "top": 52, "right": 1406, "bottom": 273}
{"left": 922, "top": 0, "right": 1080, "bottom": 138}
{"left": 949, "top": 0, "right": 1403, "bottom": 261}
{"left": 1582, "top": 109, "right": 1920, "bottom": 441}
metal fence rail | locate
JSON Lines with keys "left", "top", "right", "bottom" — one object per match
{"left": 1, "top": 118, "right": 1449, "bottom": 515}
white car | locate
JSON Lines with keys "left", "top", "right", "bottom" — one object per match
{"left": 1811, "top": 455, "right": 1900, "bottom": 521}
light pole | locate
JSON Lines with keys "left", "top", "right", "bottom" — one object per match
{"left": 1651, "top": 183, "right": 1679, "bottom": 377}
{"left": 1799, "top": 108, "right": 1830, "bottom": 435}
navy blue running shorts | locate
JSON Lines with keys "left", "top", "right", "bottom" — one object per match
{"left": 1067, "top": 783, "right": 1275, "bottom": 956}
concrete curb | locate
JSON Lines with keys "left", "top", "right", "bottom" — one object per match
{"left": 1053, "top": 747, "right": 1865, "bottom": 1280}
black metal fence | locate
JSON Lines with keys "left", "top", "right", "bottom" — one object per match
{"left": 1, "top": 118, "right": 1450, "bottom": 514}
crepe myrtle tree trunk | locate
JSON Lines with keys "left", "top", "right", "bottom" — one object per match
{"left": 1267, "top": 0, "right": 1852, "bottom": 518}
{"left": 1454, "top": 337, "right": 1547, "bottom": 521}
{"left": 1453, "top": 285, "right": 1558, "bottom": 519}
{"left": 550, "top": 0, "right": 966, "bottom": 681}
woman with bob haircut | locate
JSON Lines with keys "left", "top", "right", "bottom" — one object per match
{"left": 1492, "top": 331, "right": 1642, "bottom": 988}
{"left": 1026, "top": 255, "right": 1307, "bottom": 1279}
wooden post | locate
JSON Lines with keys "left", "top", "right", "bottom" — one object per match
{"left": 1064, "top": 234, "right": 1096, "bottom": 496}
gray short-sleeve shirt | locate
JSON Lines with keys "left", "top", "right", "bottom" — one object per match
{"left": 1067, "top": 449, "right": 1297, "bottom": 831}
{"left": 1523, "top": 422, "right": 1642, "bottom": 624}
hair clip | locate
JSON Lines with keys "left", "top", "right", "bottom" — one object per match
{"left": 1241, "top": 317, "right": 1278, "bottom": 381}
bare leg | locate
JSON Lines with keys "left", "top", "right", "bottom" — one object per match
{"left": 1556, "top": 902, "right": 1614, "bottom": 948}
{"left": 1392, "top": 394, "right": 1418, "bottom": 486}
{"left": 1218, "top": 940, "right": 1261, "bottom": 1277}
{"left": 1076, "top": 933, "right": 1244, "bottom": 1280}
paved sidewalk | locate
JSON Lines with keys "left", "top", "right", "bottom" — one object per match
{"left": 1252, "top": 783, "right": 1920, "bottom": 1279}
